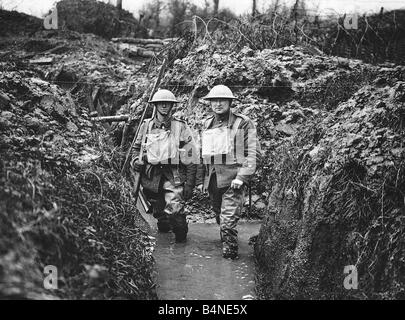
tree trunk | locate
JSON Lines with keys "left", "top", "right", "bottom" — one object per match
{"left": 291, "top": 0, "right": 299, "bottom": 18}
{"left": 156, "top": 0, "right": 161, "bottom": 28}
{"left": 213, "top": 0, "right": 219, "bottom": 16}
{"left": 252, "top": 0, "right": 257, "bottom": 17}
{"left": 117, "top": 0, "right": 122, "bottom": 10}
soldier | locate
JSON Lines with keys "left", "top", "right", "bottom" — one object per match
{"left": 131, "top": 89, "right": 198, "bottom": 243}
{"left": 196, "top": 85, "right": 261, "bottom": 259}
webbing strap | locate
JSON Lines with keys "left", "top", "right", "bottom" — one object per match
{"left": 230, "top": 117, "right": 242, "bottom": 140}
{"left": 141, "top": 119, "right": 182, "bottom": 185}
{"left": 204, "top": 116, "right": 242, "bottom": 136}
{"left": 140, "top": 118, "right": 152, "bottom": 157}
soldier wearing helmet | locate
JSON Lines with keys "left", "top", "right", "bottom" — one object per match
{"left": 131, "top": 89, "right": 198, "bottom": 242}
{"left": 196, "top": 85, "right": 262, "bottom": 259}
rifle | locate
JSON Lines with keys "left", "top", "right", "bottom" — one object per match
{"left": 121, "top": 58, "right": 167, "bottom": 202}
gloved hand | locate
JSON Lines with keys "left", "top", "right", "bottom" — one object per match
{"left": 183, "top": 184, "right": 193, "bottom": 200}
{"left": 230, "top": 178, "right": 244, "bottom": 190}
{"left": 131, "top": 158, "right": 143, "bottom": 172}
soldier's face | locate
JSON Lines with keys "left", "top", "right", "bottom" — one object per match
{"left": 210, "top": 99, "right": 231, "bottom": 115}
{"left": 156, "top": 102, "right": 174, "bottom": 116}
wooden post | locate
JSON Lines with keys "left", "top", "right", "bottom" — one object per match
{"left": 249, "top": 185, "right": 252, "bottom": 216}
{"left": 91, "top": 115, "right": 129, "bottom": 122}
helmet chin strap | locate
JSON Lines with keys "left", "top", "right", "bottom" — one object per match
{"left": 156, "top": 104, "right": 173, "bottom": 122}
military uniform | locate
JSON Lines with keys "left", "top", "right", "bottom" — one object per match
{"left": 131, "top": 115, "right": 198, "bottom": 241}
{"left": 196, "top": 110, "right": 261, "bottom": 257}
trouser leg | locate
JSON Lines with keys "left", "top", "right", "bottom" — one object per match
{"left": 208, "top": 173, "right": 227, "bottom": 225}
{"left": 207, "top": 173, "right": 245, "bottom": 258}
{"left": 220, "top": 186, "right": 245, "bottom": 258}
{"left": 144, "top": 187, "right": 171, "bottom": 232}
{"left": 162, "top": 179, "right": 187, "bottom": 242}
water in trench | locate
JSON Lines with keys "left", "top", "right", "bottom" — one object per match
{"left": 152, "top": 221, "right": 261, "bottom": 300}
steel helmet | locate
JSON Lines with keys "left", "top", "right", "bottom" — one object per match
{"left": 202, "top": 85, "right": 237, "bottom": 100}
{"left": 149, "top": 89, "right": 179, "bottom": 103}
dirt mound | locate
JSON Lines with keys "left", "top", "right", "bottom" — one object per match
{"left": 0, "top": 9, "right": 42, "bottom": 37}
{"left": 0, "top": 43, "right": 156, "bottom": 299}
{"left": 56, "top": 0, "right": 146, "bottom": 39}
{"left": 1, "top": 26, "right": 153, "bottom": 126}
{"left": 254, "top": 81, "right": 405, "bottom": 299}
{"left": 162, "top": 44, "right": 387, "bottom": 111}
{"left": 0, "top": 0, "right": 146, "bottom": 40}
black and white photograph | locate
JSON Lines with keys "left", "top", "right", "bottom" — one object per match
{"left": 0, "top": 0, "right": 404, "bottom": 306}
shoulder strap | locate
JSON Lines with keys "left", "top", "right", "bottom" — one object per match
{"left": 140, "top": 118, "right": 152, "bottom": 155}
{"left": 232, "top": 112, "right": 250, "bottom": 122}
{"left": 170, "top": 120, "right": 182, "bottom": 145}
{"left": 147, "top": 118, "right": 154, "bottom": 134}
{"left": 231, "top": 116, "right": 243, "bottom": 139}
{"left": 173, "top": 116, "right": 186, "bottom": 124}
{"left": 203, "top": 116, "right": 214, "bottom": 130}
{"left": 229, "top": 115, "right": 245, "bottom": 161}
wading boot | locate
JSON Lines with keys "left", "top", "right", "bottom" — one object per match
{"left": 157, "top": 220, "right": 171, "bottom": 233}
{"left": 222, "top": 247, "right": 238, "bottom": 260}
{"left": 173, "top": 223, "right": 188, "bottom": 243}
{"left": 174, "top": 230, "right": 187, "bottom": 243}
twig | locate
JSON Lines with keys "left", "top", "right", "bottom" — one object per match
{"left": 208, "top": 17, "right": 258, "bottom": 50}
{"left": 83, "top": 170, "right": 103, "bottom": 199}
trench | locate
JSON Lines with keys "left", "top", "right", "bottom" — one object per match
{"left": 149, "top": 219, "right": 261, "bottom": 300}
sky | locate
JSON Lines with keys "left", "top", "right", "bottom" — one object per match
{"left": 1, "top": 0, "right": 405, "bottom": 18}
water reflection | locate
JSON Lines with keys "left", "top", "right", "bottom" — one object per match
{"left": 153, "top": 222, "right": 260, "bottom": 300}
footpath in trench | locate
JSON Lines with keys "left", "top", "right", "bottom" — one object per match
{"left": 149, "top": 219, "right": 261, "bottom": 300}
